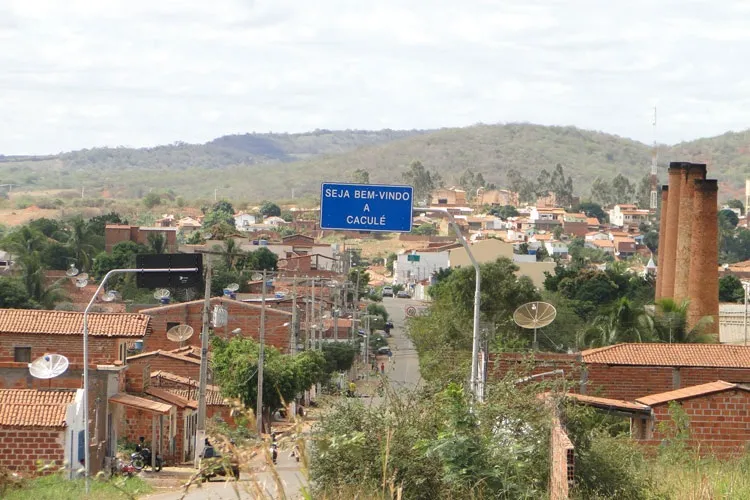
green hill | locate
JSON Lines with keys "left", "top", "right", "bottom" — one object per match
{"left": 1, "top": 124, "right": 749, "bottom": 202}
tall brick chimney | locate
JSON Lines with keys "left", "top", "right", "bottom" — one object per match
{"left": 673, "top": 163, "right": 707, "bottom": 302}
{"left": 687, "top": 179, "right": 719, "bottom": 335}
{"left": 660, "top": 164, "right": 684, "bottom": 299}
{"left": 655, "top": 186, "right": 669, "bottom": 301}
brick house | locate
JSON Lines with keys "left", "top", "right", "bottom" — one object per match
{"left": 0, "top": 388, "right": 85, "bottom": 474}
{"left": 137, "top": 297, "right": 293, "bottom": 353}
{"left": 0, "top": 309, "right": 151, "bottom": 368}
{"left": 490, "top": 343, "right": 750, "bottom": 402}
{"left": 633, "top": 381, "right": 750, "bottom": 457}
{"left": 104, "top": 224, "right": 177, "bottom": 253}
{"left": 127, "top": 350, "right": 202, "bottom": 381}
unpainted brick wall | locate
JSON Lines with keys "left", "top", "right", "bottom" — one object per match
{"left": 128, "top": 356, "right": 200, "bottom": 381}
{"left": 0, "top": 428, "right": 65, "bottom": 472}
{"left": 549, "top": 415, "right": 574, "bottom": 500}
{"left": 488, "top": 353, "right": 582, "bottom": 390}
{"left": 638, "top": 389, "right": 750, "bottom": 458}
{"left": 142, "top": 300, "right": 292, "bottom": 353}
{"left": 0, "top": 334, "right": 124, "bottom": 367}
{"left": 121, "top": 407, "right": 175, "bottom": 461}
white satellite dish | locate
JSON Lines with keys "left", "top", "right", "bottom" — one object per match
{"left": 29, "top": 354, "right": 70, "bottom": 380}
{"left": 153, "top": 289, "right": 171, "bottom": 300}
{"left": 166, "top": 324, "right": 194, "bottom": 343}
{"left": 75, "top": 277, "right": 88, "bottom": 288}
{"left": 66, "top": 265, "right": 79, "bottom": 277}
{"left": 251, "top": 273, "right": 263, "bottom": 281}
{"left": 226, "top": 283, "right": 240, "bottom": 292}
{"left": 77, "top": 273, "right": 89, "bottom": 281}
{"left": 513, "top": 301, "right": 557, "bottom": 351}
{"left": 100, "top": 290, "right": 117, "bottom": 302}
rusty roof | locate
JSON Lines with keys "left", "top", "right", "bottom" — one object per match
{"left": 0, "top": 389, "right": 77, "bottom": 428}
{"left": 145, "top": 387, "right": 198, "bottom": 409}
{"left": 109, "top": 393, "right": 173, "bottom": 414}
{"left": 0, "top": 309, "right": 150, "bottom": 338}
{"left": 636, "top": 381, "right": 744, "bottom": 406}
{"left": 566, "top": 393, "right": 650, "bottom": 413}
{"left": 582, "top": 343, "right": 750, "bottom": 368}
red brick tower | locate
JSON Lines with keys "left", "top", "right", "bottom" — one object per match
{"left": 687, "top": 179, "right": 719, "bottom": 335}
{"left": 673, "top": 163, "right": 707, "bottom": 302}
{"left": 660, "top": 164, "right": 684, "bottom": 300}
{"left": 655, "top": 186, "right": 669, "bottom": 301}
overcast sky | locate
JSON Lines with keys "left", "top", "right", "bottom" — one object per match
{"left": 1, "top": 0, "right": 748, "bottom": 154}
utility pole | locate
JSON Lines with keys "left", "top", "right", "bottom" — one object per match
{"left": 256, "top": 269, "right": 267, "bottom": 436}
{"left": 195, "top": 256, "right": 212, "bottom": 465}
{"left": 311, "top": 278, "right": 316, "bottom": 349}
{"left": 334, "top": 286, "right": 339, "bottom": 341}
{"left": 291, "top": 274, "right": 298, "bottom": 354}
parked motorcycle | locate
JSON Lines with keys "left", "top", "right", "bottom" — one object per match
{"left": 111, "top": 457, "right": 138, "bottom": 477}
{"left": 131, "top": 446, "right": 162, "bottom": 472}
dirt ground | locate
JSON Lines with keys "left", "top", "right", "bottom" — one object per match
{"left": 0, "top": 205, "right": 62, "bottom": 226}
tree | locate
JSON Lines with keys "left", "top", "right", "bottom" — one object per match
{"left": 245, "top": 247, "right": 278, "bottom": 271}
{"left": 506, "top": 168, "right": 536, "bottom": 204}
{"left": 549, "top": 163, "right": 574, "bottom": 207}
{"left": 366, "top": 303, "right": 388, "bottom": 322}
{"left": 611, "top": 174, "right": 635, "bottom": 204}
{"left": 146, "top": 232, "right": 166, "bottom": 254}
{"left": 0, "top": 277, "right": 37, "bottom": 309}
{"left": 575, "top": 202, "right": 607, "bottom": 222}
{"left": 402, "top": 160, "right": 439, "bottom": 203}
{"left": 589, "top": 178, "right": 613, "bottom": 207}
{"left": 92, "top": 241, "right": 149, "bottom": 279}
{"left": 635, "top": 174, "right": 652, "bottom": 209}
{"left": 65, "top": 217, "right": 97, "bottom": 272}
{"left": 259, "top": 201, "right": 281, "bottom": 218}
{"left": 727, "top": 199, "right": 745, "bottom": 215}
{"left": 458, "top": 170, "right": 493, "bottom": 199}
{"left": 352, "top": 169, "right": 370, "bottom": 184}
{"left": 640, "top": 298, "right": 715, "bottom": 343}
{"left": 203, "top": 201, "right": 236, "bottom": 228}
{"left": 347, "top": 267, "right": 370, "bottom": 300}
{"left": 718, "top": 209, "right": 739, "bottom": 229}
{"left": 143, "top": 192, "right": 161, "bottom": 209}
{"left": 535, "top": 245, "right": 549, "bottom": 262}
{"left": 579, "top": 298, "right": 647, "bottom": 348}
{"left": 321, "top": 342, "right": 357, "bottom": 376}
{"left": 643, "top": 230, "right": 659, "bottom": 254}
{"left": 385, "top": 252, "right": 397, "bottom": 275}
{"left": 211, "top": 336, "right": 327, "bottom": 433}
{"left": 490, "top": 205, "right": 519, "bottom": 220}
{"left": 552, "top": 226, "right": 563, "bottom": 240}
{"left": 719, "top": 275, "right": 745, "bottom": 303}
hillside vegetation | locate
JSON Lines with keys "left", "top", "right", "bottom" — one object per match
{"left": 2, "top": 123, "right": 750, "bottom": 202}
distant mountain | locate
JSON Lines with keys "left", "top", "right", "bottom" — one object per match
{"left": 1, "top": 124, "right": 749, "bottom": 202}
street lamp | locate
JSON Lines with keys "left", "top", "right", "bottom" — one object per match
{"left": 419, "top": 207, "right": 481, "bottom": 399}
{"left": 742, "top": 280, "right": 750, "bottom": 346}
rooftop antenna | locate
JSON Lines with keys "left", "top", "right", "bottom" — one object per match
{"left": 75, "top": 273, "right": 89, "bottom": 289}
{"left": 650, "top": 106, "right": 658, "bottom": 213}
{"left": 513, "top": 301, "right": 557, "bottom": 351}
{"left": 66, "top": 264, "right": 80, "bottom": 277}
{"left": 166, "top": 324, "right": 194, "bottom": 348}
{"left": 29, "top": 353, "right": 70, "bottom": 389}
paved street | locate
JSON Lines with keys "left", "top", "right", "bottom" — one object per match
{"left": 142, "top": 297, "right": 425, "bottom": 499}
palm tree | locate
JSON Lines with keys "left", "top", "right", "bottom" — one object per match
{"left": 641, "top": 298, "right": 715, "bottom": 343}
{"left": 579, "top": 298, "right": 648, "bottom": 348}
{"left": 65, "top": 217, "right": 96, "bottom": 271}
{"left": 223, "top": 238, "right": 244, "bottom": 270}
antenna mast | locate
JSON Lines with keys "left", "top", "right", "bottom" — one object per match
{"left": 649, "top": 106, "right": 658, "bottom": 212}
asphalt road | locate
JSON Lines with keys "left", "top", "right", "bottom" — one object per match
{"left": 142, "top": 297, "right": 425, "bottom": 499}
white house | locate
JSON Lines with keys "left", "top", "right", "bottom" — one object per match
{"left": 609, "top": 204, "right": 650, "bottom": 227}
{"left": 263, "top": 216, "right": 287, "bottom": 226}
{"left": 529, "top": 207, "right": 565, "bottom": 222}
{"left": 234, "top": 213, "right": 258, "bottom": 232}
{"left": 544, "top": 241, "right": 569, "bottom": 258}
{"left": 393, "top": 249, "right": 451, "bottom": 284}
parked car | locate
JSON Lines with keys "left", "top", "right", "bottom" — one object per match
{"left": 377, "top": 346, "right": 393, "bottom": 356}
{"left": 397, "top": 290, "right": 411, "bottom": 298}
{"left": 382, "top": 286, "right": 394, "bottom": 297}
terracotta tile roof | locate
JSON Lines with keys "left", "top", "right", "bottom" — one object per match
{"left": 566, "top": 393, "right": 650, "bottom": 413}
{"left": 170, "top": 346, "right": 202, "bottom": 359}
{"left": 145, "top": 387, "right": 198, "bottom": 410}
{"left": 128, "top": 349, "right": 201, "bottom": 365}
{"left": 109, "top": 393, "right": 173, "bottom": 414}
{"left": 636, "top": 381, "right": 744, "bottom": 406}
{"left": 591, "top": 240, "right": 614, "bottom": 248}
{"left": 150, "top": 370, "right": 220, "bottom": 392}
{"left": 0, "top": 389, "right": 77, "bottom": 428}
{"left": 582, "top": 343, "right": 750, "bottom": 368}
{"left": 0, "top": 309, "right": 150, "bottom": 338}
{"left": 167, "top": 388, "right": 227, "bottom": 406}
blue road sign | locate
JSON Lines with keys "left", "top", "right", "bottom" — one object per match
{"left": 320, "top": 182, "right": 414, "bottom": 232}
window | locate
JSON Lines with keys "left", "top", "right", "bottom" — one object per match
{"left": 14, "top": 347, "right": 31, "bottom": 363}
{"left": 119, "top": 342, "right": 127, "bottom": 363}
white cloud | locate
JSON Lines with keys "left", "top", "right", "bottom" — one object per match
{"left": 0, "top": 0, "right": 747, "bottom": 153}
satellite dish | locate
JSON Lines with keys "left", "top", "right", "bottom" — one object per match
{"left": 166, "top": 324, "right": 194, "bottom": 343}
{"left": 153, "top": 289, "right": 171, "bottom": 300}
{"left": 29, "top": 354, "right": 70, "bottom": 380}
{"left": 100, "top": 290, "right": 117, "bottom": 302}
{"left": 75, "top": 278, "right": 88, "bottom": 288}
{"left": 66, "top": 265, "right": 79, "bottom": 277}
{"left": 251, "top": 273, "right": 263, "bottom": 281}
{"left": 226, "top": 283, "right": 240, "bottom": 292}
{"left": 513, "top": 302, "right": 557, "bottom": 351}
{"left": 77, "top": 273, "right": 89, "bottom": 281}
